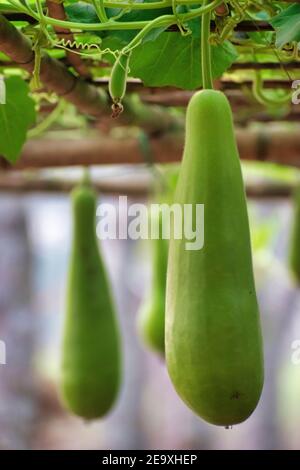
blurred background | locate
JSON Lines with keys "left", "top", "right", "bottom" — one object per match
{"left": 0, "top": 161, "right": 300, "bottom": 451}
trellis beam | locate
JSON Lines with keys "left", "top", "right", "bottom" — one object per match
{"left": 1, "top": 128, "right": 300, "bottom": 171}
{"left": 0, "top": 172, "right": 294, "bottom": 199}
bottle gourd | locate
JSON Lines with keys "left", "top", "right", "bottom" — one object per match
{"left": 61, "top": 182, "right": 121, "bottom": 420}
{"left": 137, "top": 168, "right": 178, "bottom": 356}
{"left": 166, "top": 90, "right": 264, "bottom": 426}
{"left": 137, "top": 207, "right": 169, "bottom": 356}
{"left": 289, "top": 186, "right": 300, "bottom": 284}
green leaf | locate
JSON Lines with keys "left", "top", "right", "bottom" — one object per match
{"left": 65, "top": 2, "right": 100, "bottom": 24}
{"left": 270, "top": 4, "right": 300, "bottom": 47}
{"left": 130, "top": 33, "right": 237, "bottom": 90}
{"left": 0, "top": 76, "right": 36, "bottom": 164}
{"left": 247, "top": 31, "right": 274, "bottom": 46}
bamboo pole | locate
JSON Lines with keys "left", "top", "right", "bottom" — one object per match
{"left": 0, "top": 173, "right": 149, "bottom": 196}
{"left": 2, "top": 60, "right": 300, "bottom": 72}
{"left": 0, "top": 172, "right": 294, "bottom": 199}
{"left": 1, "top": 128, "right": 300, "bottom": 170}
{"left": 90, "top": 78, "right": 295, "bottom": 92}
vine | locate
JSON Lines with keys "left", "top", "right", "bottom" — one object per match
{"left": 201, "top": 0, "right": 213, "bottom": 89}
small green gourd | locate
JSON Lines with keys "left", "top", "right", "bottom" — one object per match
{"left": 109, "top": 51, "right": 131, "bottom": 117}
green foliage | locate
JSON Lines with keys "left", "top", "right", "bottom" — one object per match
{"left": 130, "top": 33, "right": 237, "bottom": 90}
{"left": 65, "top": 2, "right": 100, "bottom": 24}
{"left": 270, "top": 4, "right": 300, "bottom": 47}
{"left": 65, "top": 1, "right": 237, "bottom": 89}
{"left": 0, "top": 76, "right": 36, "bottom": 163}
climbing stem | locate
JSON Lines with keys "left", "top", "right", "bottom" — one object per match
{"left": 122, "top": 1, "right": 223, "bottom": 54}
{"left": 91, "top": 0, "right": 108, "bottom": 23}
{"left": 201, "top": 0, "right": 213, "bottom": 90}
{"left": 16, "top": 0, "right": 223, "bottom": 33}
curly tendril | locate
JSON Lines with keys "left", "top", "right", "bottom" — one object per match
{"left": 252, "top": 72, "right": 292, "bottom": 108}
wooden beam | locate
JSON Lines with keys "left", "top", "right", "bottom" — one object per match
{"left": 1, "top": 128, "right": 300, "bottom": 170}
{"left": 0, "top": 173, "right": 294, "bottom": 199}
{"left": 90, "top": 78, "right": 295, "bottom": 92}
{"left": 0, "top": 173, "right": 149, "bottom": 197}
{"left": 230, "top": 62, "right": 300, "bottom": 71}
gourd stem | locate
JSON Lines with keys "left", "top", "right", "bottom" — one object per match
{"left": 201, "top": 0, "right": 213, "bottom": 90}
{"left": 81, "top": 166, "right": 91, "bottom": 186}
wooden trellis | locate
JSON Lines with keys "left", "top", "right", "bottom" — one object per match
{"left": 0, "top": 1, "right": 300, "bottom": 196}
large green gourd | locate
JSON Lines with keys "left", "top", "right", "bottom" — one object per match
{"left": 289, "top": 187, "right": 300, "bottom": 283}
{"left": 166, "top": 90, "right": 264, "bottom": 426}
{"left": 61, "top": 182, "right": 121, "bottom": 420}
{"left": 137, "top": 208, "right": 169, "bottom": 355}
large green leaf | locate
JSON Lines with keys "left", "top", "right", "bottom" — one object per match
{"left": 270, "top": 4, "right": 300, "bottom": 47}
{"left": 0, "top": 76, "right": 36, "bottom": 164}
{"left": 130, "top": 32, "right": 237, "bottom": 90}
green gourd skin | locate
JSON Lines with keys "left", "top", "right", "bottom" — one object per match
{"left": 109, "top": 51, "right": 131, "bottom": 104}
{"left": 137, "top": 209, "right": 169, "bottom": 356}
{"left": 289, "top": 187, "right": 300, "bottom": 283}
{"left": 137, "top": 169, "right": 178, "bottom": 356}
{"left": 166, "top": 90, "right": 264, "bottom": 426}
{"left": 61, "top": 183, "right": 121, "bottom": 420}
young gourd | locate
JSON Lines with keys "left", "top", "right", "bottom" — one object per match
{"left": 109, "top": 51, "right": 131, "bottom": 117}
{"left": 165, "top": 90, "right": 264, "bottom": 426}
{"left": 60, "top": 180, "right": 121, "bottom": 420}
